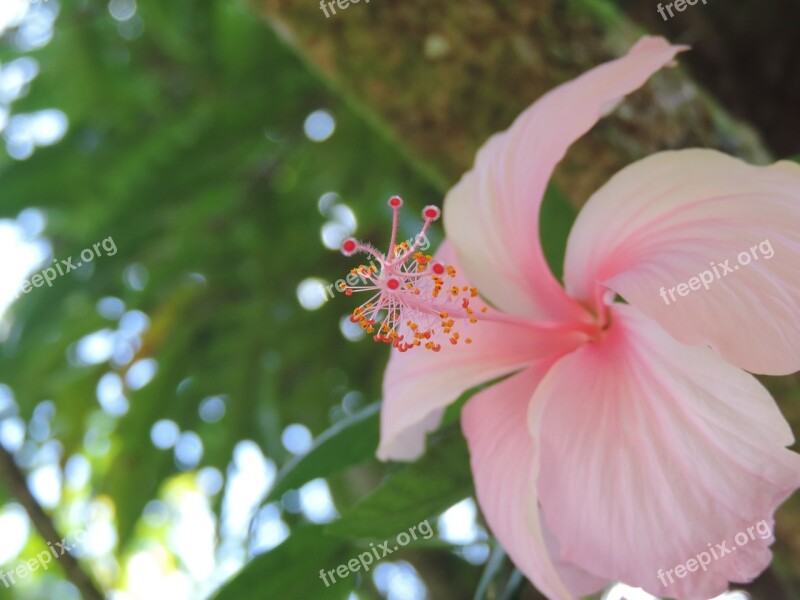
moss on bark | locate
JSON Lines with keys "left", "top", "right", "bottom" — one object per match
{"left": 256, "top": 0, "right": 770, "bottom": 205}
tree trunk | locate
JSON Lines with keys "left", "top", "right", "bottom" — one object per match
{"left": 255, "top": 0, "right": 770, "bottom": 205}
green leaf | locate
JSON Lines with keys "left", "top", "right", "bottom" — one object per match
{"left": 473, "top": 545, "right": 508, "bottom": 600}
{"left": 539, "top": 182, "right": 577, "bottom": 280}
{"left": 267, "top": 402, "right": 381, "bottom": 502}
{"left": 325, "top": 428, "right": 473, "bottom": 540}
{"left": 499, "top": 569, "right": 526, "bottom": 600}
{"left": 211, "top": 525, "right": 352, "bottom": 600}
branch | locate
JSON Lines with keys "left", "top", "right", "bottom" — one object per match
{"left": 0, "top": 442, "right": 105, "bottom": 600}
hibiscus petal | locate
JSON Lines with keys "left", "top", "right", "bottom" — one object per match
{"left": 462, "top": 365, "right": 608, "bottom": 600}
{"left": 443, "top": 36, "right": 685, "bottom": 320}
{"left": 529, "top": 304, "right": 800, "bottom": 599}
{"left": 563, "top": 149, "right": 800, "bottom": 375}
{"left": 377, "top": 241, "right": 584, "bottom": 461}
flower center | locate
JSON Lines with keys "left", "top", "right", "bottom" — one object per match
{"left": 581, "top": 288, "right": 615, "bottom": 343}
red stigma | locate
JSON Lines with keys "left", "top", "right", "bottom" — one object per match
{"left": 388, "top": 196, "right": 403, "bottom": 208}
{"left": 342, "top": 239, "right": 357, "bottom": 255}
{"left": 423, "top": 206, "right": 441, "bottom": 220}
{"left": 387, "top": 278, "right": 400, "bottom": 290}
{"left": 432, "top": 263, "right": 445, "bottom": 275}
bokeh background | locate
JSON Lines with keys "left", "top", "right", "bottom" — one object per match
{"left": 0, "top": 0, "right": 798, "bottom": 599}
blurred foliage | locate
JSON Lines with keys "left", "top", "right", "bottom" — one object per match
{"left": 0, "top": 0, "right": 461, "bottom": 597}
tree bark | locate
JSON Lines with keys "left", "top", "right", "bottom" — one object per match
{"left": 255, "top": 0, "right": 770, "bottom": 205}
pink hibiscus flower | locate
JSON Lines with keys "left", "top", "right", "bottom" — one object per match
{"left": 340, "top": 37, "right": 800, "bottom": 599}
